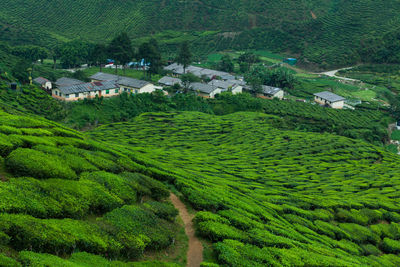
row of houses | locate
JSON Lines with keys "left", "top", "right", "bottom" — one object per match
{"left": 33, "top": 64, "right": 345, "bottom": 108}
{"left": 160, "top": 64, "right": 285, "bottom": 99}
{"left": 45, "top": 73, "right": 161, "bottom": 101}
{"left": 164, "top": 63, "right": 238, "bottom": 81}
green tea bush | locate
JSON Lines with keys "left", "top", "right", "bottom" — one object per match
{"left": 197, "top": 221, "right": 247, "bottom": 242}
{"left": 0, "top": 135, "right": 15, "bottom": 156}
{"left": 81, "top": 171, "right": 137, "bottom": 203}
{"left": 361, "top": 244, "right": 381, "bottom": 256}
{"left": 121, "top": 172, "right": 169, "bottom": 200}
{"left": 382, "top": 238, "right": 400, "bottom": 254}
{"left": 101, "top": 205, "right": 176, "bottom": 250}
{"left": 34, "top": 145, "right": 98, "bottom": 173}
{"left": 143, "top": 201, "right": 178, "bottom": 222}
{"left": 339, "top": 223, "right": 380, "bottom": 244}
{"left": 0, "top": 254, "right": 21, "bottom": 267}
{"left": 6, "top": 148, "right": 77, "bottom": 179}
{"left": 194, "top": 211, "right": 230, "bottom": 225}
{"left": 217, "top": 209, "right": 263, "bottom": 230}
{"left": 0, "top": 125, "right": 21, "bottom": 135}
{"left": 0, "top": 214, "right": 118, "bottom": 255}
{"left": 20, "top": 128, "right": 53, "bottom": 136}
{"left": 83, "top": 152, "right": 123, "bottom": 173}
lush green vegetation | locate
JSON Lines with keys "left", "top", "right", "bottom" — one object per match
{"left": 90, "top": 111, "right": 400, "bottom": 266}
{"left": 2, "top": 1, "right": 400, "bottom": 67}
{"left": 0, "top": 108, "right": 185, "bottom": 265}
{"left": 60, "top": 92, "right": 391, "bottom": 144}
{"left": 339, "top": 65, "right": 400, "bottom": 93}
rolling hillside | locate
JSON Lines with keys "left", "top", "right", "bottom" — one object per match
{"left": 0, "top": 107, "right": 185, "bottom": 266}
{"left": 1, "top": 0, "right": 400, "bottom": 67}
{"left": 90, "top": 111, "right": 400, "bottom": 266}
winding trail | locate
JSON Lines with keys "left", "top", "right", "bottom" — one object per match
{"left": 320, "top": 66, "right": 359, "bottom": 82}
{"left": 170, "top": 193, "right": 203, "bottom": 267}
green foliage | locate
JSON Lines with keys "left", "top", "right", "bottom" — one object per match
{"left": 90, "top": 111, "right": 400, "bottom": 265}
{"left": 0, "top": 108, "right": 181, "bottom": 264}
{"left": 382, "top": 238, "right": 400, "bottom": 254}
{"left": 101, "top": 205, "right": 176, "bottom": 250}
{"left": 0, "top": 254, "right": 21, "bottom": 267}
{"left": 6, "top": 148, "right": 77, "bottom": 179}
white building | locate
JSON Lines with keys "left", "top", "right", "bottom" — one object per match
{"left": 90, "top": 72, "right": 158, "bottom": 94}
{"left": 260, "top": 85, "right": 284, "bottom": 99}
{"left": 52, "top": 81, "right": 120, "bottom": 101}
{"left": 190, "top": 82, "right": 221, "bottom": 98}
{"left": 33, "top": 77, "right": 52, "bottom": 91}
{"left": 314, "top": 91, "right": 345, "bottom": 109}
{"left": 208, "top": 80, "right": 243, "bottom": 95}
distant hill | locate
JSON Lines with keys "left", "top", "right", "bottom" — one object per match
{"left": 1, "top": 0, "right": 400, "bottom": 68}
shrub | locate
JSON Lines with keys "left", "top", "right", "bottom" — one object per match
{"left": 339, "top": 223, "right": 380, "bottom": 244}
{"left": 6, "top": 148, "right": 77, "bottom": 179}
{"left": 0, "top": 125, "right": 21, "bottom": 135}
{"left": 194, "top": 211, "right": 230, "bottom": 225}
{"left": 0, "top": 254, "right": 21, "bottom": 267}
{"left": 143, "top": 201, "right": 178, "bottom": 222}
{"left": 81, "top": 171, "right": 137, "bottom": 203}
{"left": 101, "top": 205, "right": 175, "bottom": 250}
{"left": 121, "top": 172, "right": 169, "bottom": 201}
{"left": 361, "top": 244, "right": 381, "bottom": 256}
{"left": 197, "top": 221, "right": 247, "bottom": 242}
{"left": 382, "top": 238, "right": 400, "bottom": 254}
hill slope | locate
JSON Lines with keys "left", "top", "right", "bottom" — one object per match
{"left": 1, "top": 0, "right": 400, "bottom": 66}
{"left": 90, "top": 111, "right": 400, "bottom": 266}
{"left": 0, "top": 108, "right": 184, "bottom": 266}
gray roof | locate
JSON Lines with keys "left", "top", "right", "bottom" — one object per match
{"left": 90, "top": 72, "right": 120, "bottom": 81}
{"left": 158, "top": 76, "right": 182, "bottom": 86}
{"left": 33, "top": 77, "right": 50, "bottom": 85}
{"left": 56, "top": 77, "right": 84, "bottom": 87}
{"left": 190, "top": 82, "right": 219, "bottom": 94}
{"left": 90, "top": 72, "right": 150, "bottom": 89}
{"left": 58, "top": 81, "right": 119, "bottom": 95}
{"left": 314, "top": 91, "right": 345, "bottom": 102}
{"left": 164, "top": 63, "right": 235, "bottom": 80}
{"left": 208, "top": 80, "right": 241, "bottom": 91}
{"left": 262, "top": 85, "right": 282, "bottom": 95}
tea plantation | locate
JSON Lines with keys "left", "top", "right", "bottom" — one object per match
{"left": 0, "top": 108, "right": 183, "bottom": 266}
{"left": 90, "top": 111, "right": 400, "bottom": 266}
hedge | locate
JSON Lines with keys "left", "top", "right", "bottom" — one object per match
{"left": 6, "top": 148, "right": 77, "bottom": 179}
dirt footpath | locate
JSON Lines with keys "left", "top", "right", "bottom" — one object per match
{"left": 170, "top": 193, "right": 203, "bottom": 267}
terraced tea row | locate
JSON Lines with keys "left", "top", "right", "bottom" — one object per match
{"left": 90, "top": 111, "right": 400, "bottom": 266}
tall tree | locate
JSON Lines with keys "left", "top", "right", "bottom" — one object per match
{"left": 218, "top": 55, "right": 234, "bottom": 72}
{"left": 138, "top": 39, "right": 162, "bottom": 79}
{"left": 108, "top": 32, "right": 133, "bottom": 75}
{"left": 91, "top": 43, "right": 108, "bottom": 72}
{"left": 51, "top": 45, "right": 62, "bottom": 70}
{"left": 176, "top": 41, "right": 192, "bottom": 74}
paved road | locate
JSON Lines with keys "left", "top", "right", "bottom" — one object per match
{"left": 320, "top": 67, "right": 359, "bottom": 82}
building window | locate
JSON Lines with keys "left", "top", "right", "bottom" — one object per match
{"left": 115, "top": 89, "right": 119, "bottom": 93}
{"left": 75, "top": 93, "right": 79, "bottom": 97}
{"left": 55, "top": 91, "right": 58, "bottom": 96}
{"left": 66, "top": 94, "right": 69, "bottom": 98}
{"left": 106, "top": 90, "right": 110, "bottom": 94}
{"left": 124, "top": 88, "right": 128, "bottom": 92}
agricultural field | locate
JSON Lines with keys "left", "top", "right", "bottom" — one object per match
{"left": 338, "top": 65, "right": 400, "bottom": 94}
{"left": 2, "top": 1, "right": 400, "bottom": 67}
{"left": 0, "top": 108, "right": 186, "bottom": 266}
{"left": 89, "top": 111, "right": 400, "bottom": 266}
